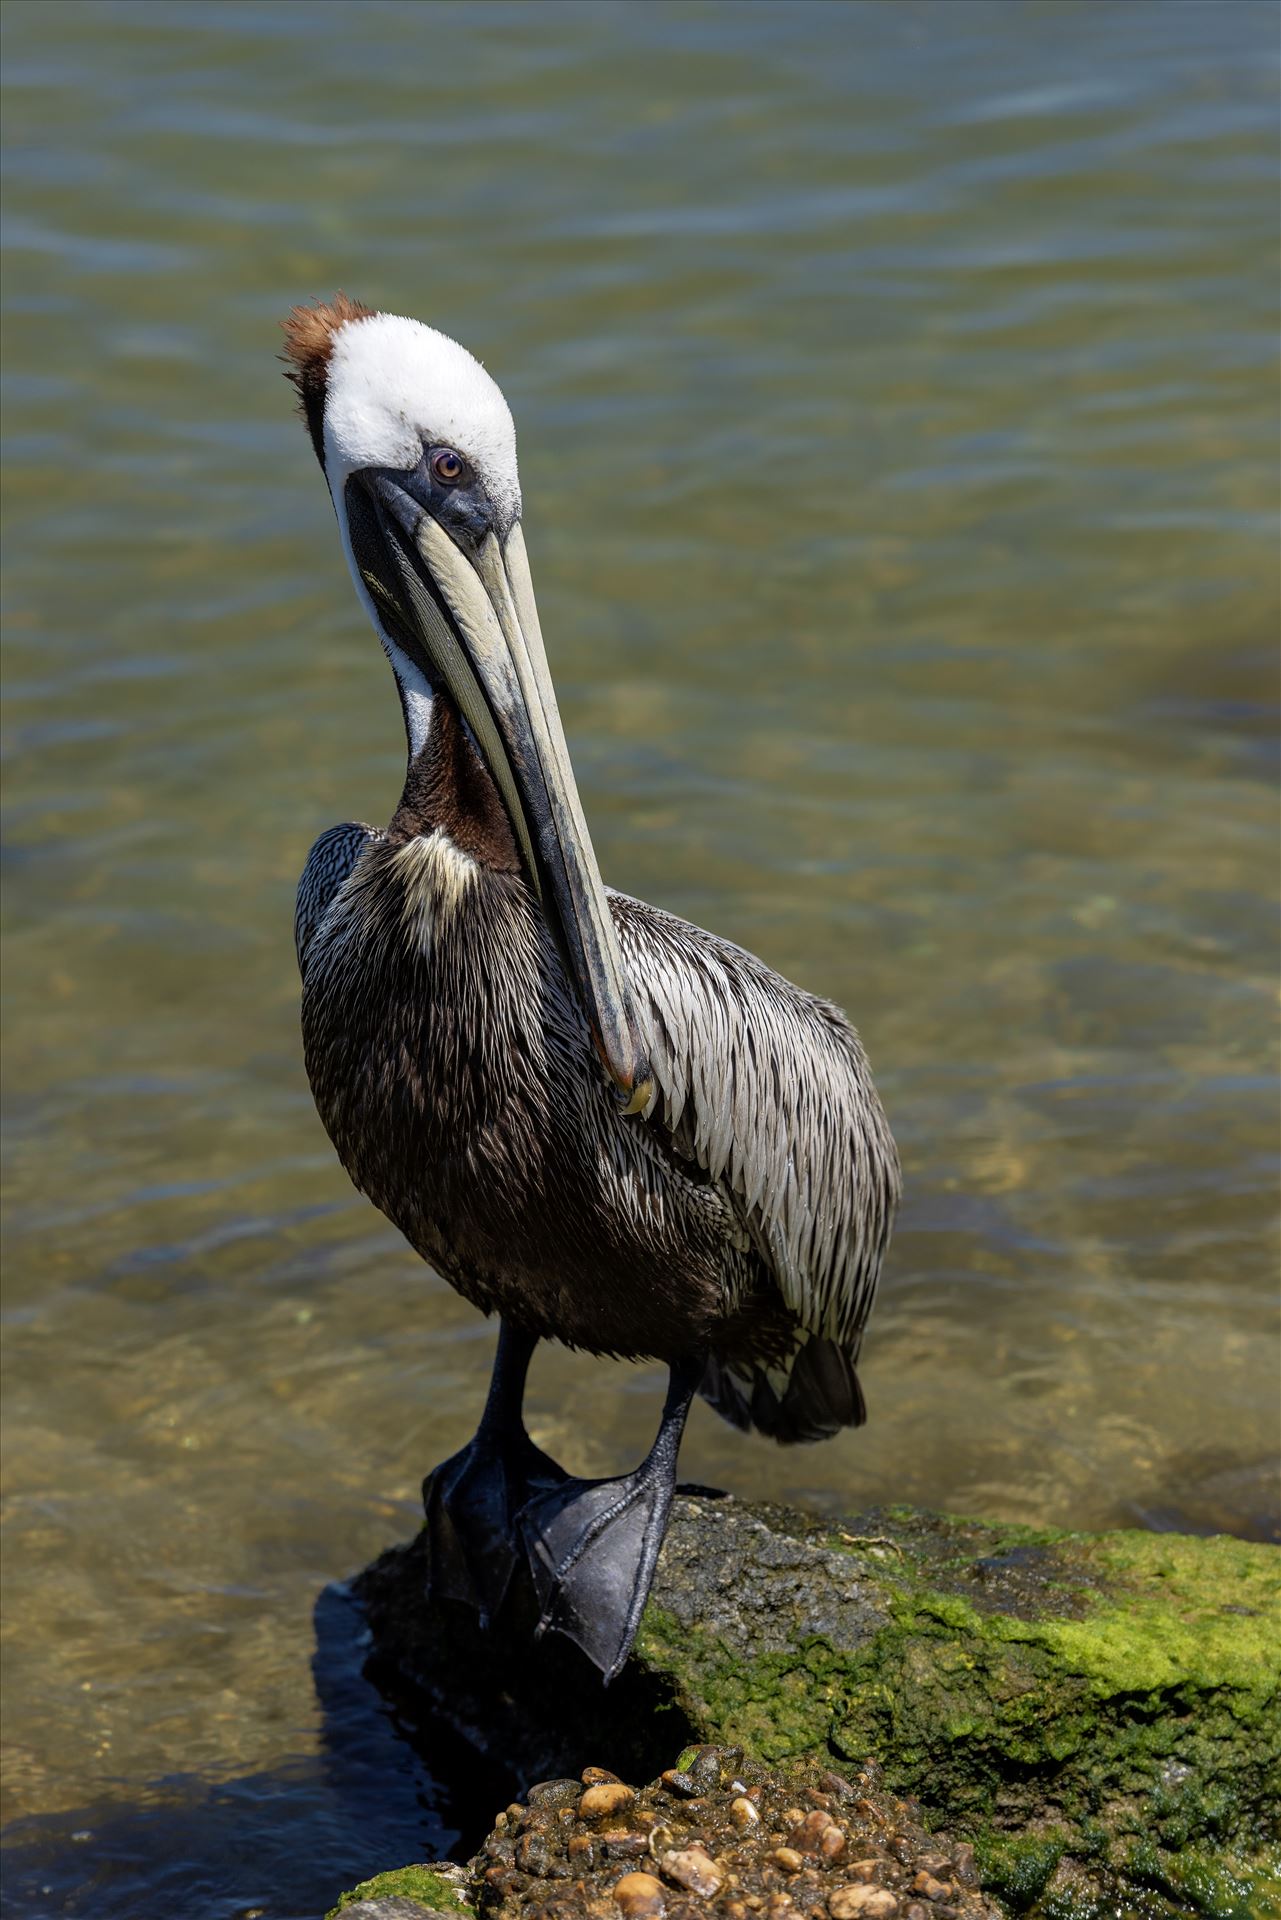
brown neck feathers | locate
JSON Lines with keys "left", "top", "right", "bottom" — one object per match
{"left": 393, "top": 697, "right": 521, "bottom": 874}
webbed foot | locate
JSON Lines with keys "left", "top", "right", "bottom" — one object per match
{"left": 516, "top": 1355, "right": 703, "bottom": 1681}
{"left": 423, "top": 1427, "right": 567, "bottom": 1624}
{"left": 517, "top": 1461, "right": 677, "bottom": 1682}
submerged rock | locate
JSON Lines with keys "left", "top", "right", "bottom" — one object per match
{"left": 348, "top": 1494, "right": 1281, "bottom": 1917}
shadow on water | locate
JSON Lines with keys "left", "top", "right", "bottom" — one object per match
{"left": 1, "top": 1584, "right": 470, "bottom": 1920}
{"left": 1, "top": 1566, "right": 696, "bottom": 1920}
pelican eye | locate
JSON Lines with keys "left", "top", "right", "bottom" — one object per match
{"left": 430, "top": 446, "right": 470, "bottom": 487}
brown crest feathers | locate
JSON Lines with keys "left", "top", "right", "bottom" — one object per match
{"left": 280, "top": 293, "right": 377, "bottom": 465}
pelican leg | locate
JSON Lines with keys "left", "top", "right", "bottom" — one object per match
{"left": 517, "top": 1355, "right": 703, "bottom": 1682}
{"left": 422, "top": 1320, "right": 567, "bottom": 1626}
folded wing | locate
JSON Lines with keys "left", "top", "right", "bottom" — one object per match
{"left": 612, "top": 891, "right": 900, "bottom": 1434}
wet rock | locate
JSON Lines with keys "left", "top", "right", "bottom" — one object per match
{"left": 828, "top": 1892, "right": 899, "bottom": 1919}
{"left": 579, "top": 1783, "right": 636, "bottom": 1821}
{"left": 463, "top": 1748, "right": 997, "bottom": 1920}
{"left": 660, "top": 1769, "right": 700, "bottom": 1799}
{"left": 351, "top": 1495, "right": 1281, "bottom": 1916}
{"left": 326, "top": 1864, "right": 474, "bottom": 1920}
{"left": 660, "top": 1846, "right": 723, "bottom": 1897}
{"left": 613, "top": 1871, "right": 667, "bottom": 1916}
{"left": 338, "top": 1903, "right": 456, "bottom": 1920}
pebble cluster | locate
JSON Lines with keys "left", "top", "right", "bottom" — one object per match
{"left": 470, "top": 1747, "right": 1001, "bottom": 1920}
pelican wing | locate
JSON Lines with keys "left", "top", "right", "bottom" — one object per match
{"left": 610, "top": 891, "right": 900, "bottom": 1350}
{"left": 295, "top": 821, "right": 383, "bottom": 970}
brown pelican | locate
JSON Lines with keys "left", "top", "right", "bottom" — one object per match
{"left": 285, "top": 296, "right": 900, "bottom": 1679}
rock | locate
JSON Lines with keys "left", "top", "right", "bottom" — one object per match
{"left": 613, "top": 1871, "right": 666, "bottom": 1915}
{"left": 580, "top": 1782, "right": 636, "bottom": 1820}
{"left": 350, "top": 1495, "right": 1281, "bottom": 1916}
{"left": 338, "top": 1904, "right": 456, "bottom": 1920}
{"left": 660, "top": 1769, "right": 700, "bottom": 1799}
{"left": 787, "top": 1809, "right": 844, "bottom": 1859}
{"left": 660, "top": 1845, "right": 723, "bottom": 1896}
{"left": 638, "top": 1497, "right": 1281, "bottom": 1914}
{"left": 829, "top": 1891, "right": 899, "bottom": 1919}
{"left": 327, "top": 1865, "right": 474, "bottom": 1920}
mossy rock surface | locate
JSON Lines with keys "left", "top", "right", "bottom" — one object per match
{"left": 639, "top": 1497, "right": 1280, "bottom": 1915}
{"left": 327, "top": 1862, "right": 472, "bottom": 1918}
{"left": 352, "top": 1493, "right": 1280, "bottom": 1917}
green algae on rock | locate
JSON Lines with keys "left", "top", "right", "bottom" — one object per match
{"left": 638, "top": 1498, "right": 1280, "bottom": 1915}
{"left": 327, "top": 1864, "right": 474, "bottom": 1919}
{"left": 352, "top": 1494, "right": 1280, "bottom": 1917}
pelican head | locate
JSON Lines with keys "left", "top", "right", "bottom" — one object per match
{"left": 283, "top": 295, "right": 651, "bottom": 1112}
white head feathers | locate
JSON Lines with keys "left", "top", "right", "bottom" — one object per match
{"left": 322, "top": 310, "right": 521, "bottom": 530}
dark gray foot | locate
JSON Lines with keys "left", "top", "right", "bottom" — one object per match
{"left": 517, "top": 1463, "right": 676, "bottom": 1681}
{"left": 423, "top": 1427, "right": 566, "bottom": 1625}
{"left": 516, "top": 1356, "right": 703, "bottom": 1681}
{"left": 422, "top": 1320, "right": 564, "bottom": 1626}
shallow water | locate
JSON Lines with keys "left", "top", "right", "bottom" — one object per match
{"left": 2, "top": 2, "right": 1278, "bottom": 1914}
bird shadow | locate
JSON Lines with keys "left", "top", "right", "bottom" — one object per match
{"left": 0, "top": 1543, "right": 698, "bottom": 1920}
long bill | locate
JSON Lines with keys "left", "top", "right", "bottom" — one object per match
{"left": 346, "top": 473, "right": 653, "bottom": 1115}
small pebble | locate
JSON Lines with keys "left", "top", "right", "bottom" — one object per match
{"left": 660, "top": 1847, "right": 723, "bottom": 1898}
{"left": 731, "top": 1796, "right": 761, "bottom": 1828}
{"left": 829, "top": 1890, "right": 899, "bottom": 1919}
{"left": 660, "top": 1769, "right": 699, "bottom": 1798}
{"left": 603, "top": 1834, "right": 649, "bottom": 1860}
{"left": 772, "top": 1848, "right": 805, "bottom": 1873}
{"left": 579, "top": 1783, "right": 636, "bottom": 1820}
{"left": 528, "top": 1779, "right": 581, "bottom": 1806}
{"left": 848, "top": 1860, "right": 884, "bottom": 1882}
{"left": 613, "top": 1871, "right": 666, "bottom": 1917}
{"left": 583, "top": 1767, "right": 622, "bottom": 1786}
{"left": 788, "top": 1809, "right": 845, "bottom": 1860}
{"left": 685, "top": 1747, "right": 726, "bottom": 1791}
{"left": 516, "top": 1833, "right": 552, "bottom": 1875}
{"left": 910, "top": 1874, "right": 951, "bottom": 1903}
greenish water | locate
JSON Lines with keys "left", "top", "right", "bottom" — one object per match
{"left": 2, "top": 2, "right": 1277, "bottom": 1914}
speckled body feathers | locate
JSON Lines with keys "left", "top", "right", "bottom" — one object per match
{"left": 297, "top": 704, "right": 900, "bottom": 1443}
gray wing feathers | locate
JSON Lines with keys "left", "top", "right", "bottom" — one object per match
{"left": 612, "top": 892, "right": 900, "bottom": 1351}
{"left": 295, "top": 822, "right": 382, "bottom": 971}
